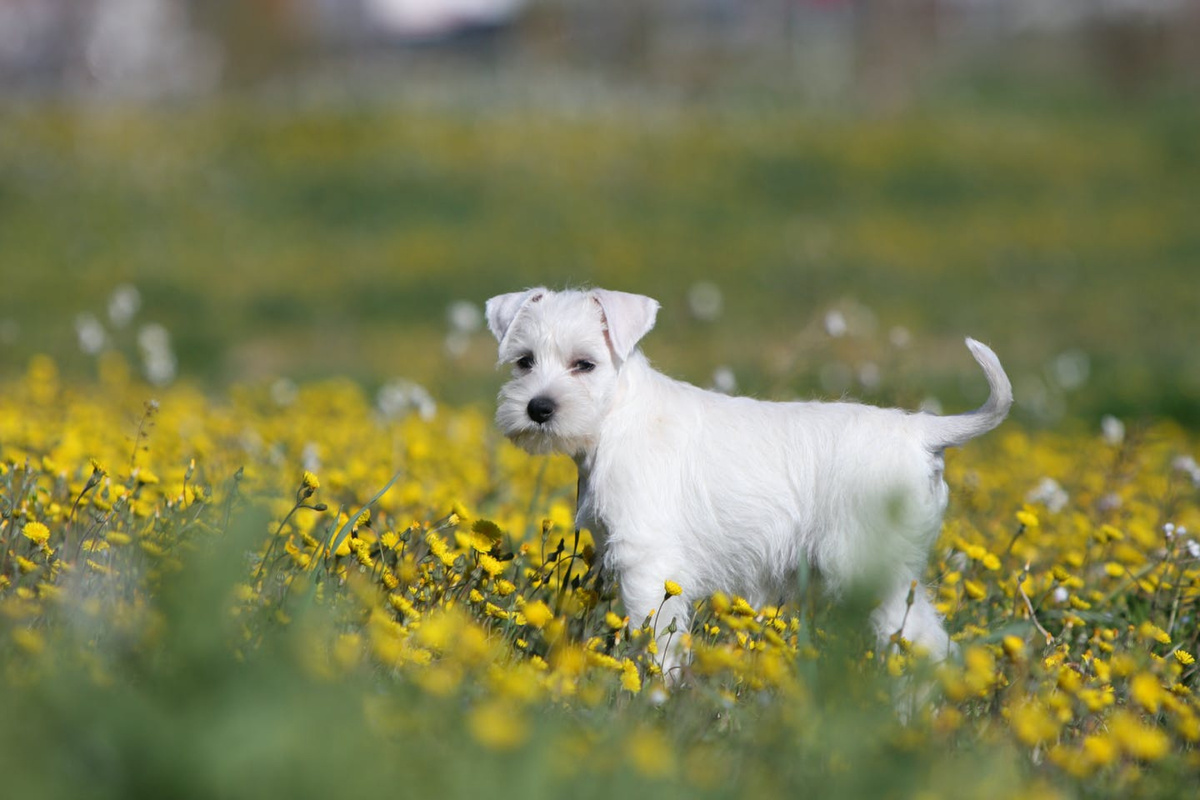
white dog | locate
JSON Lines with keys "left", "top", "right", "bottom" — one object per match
{"left": 486, "top": 287, "right": 1011, "bottom": 680}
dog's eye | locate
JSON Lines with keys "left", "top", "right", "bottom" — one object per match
{"left": 515, "top": 355, "right": 535, "bottom": 370}
{"left": 573, "top": 359, "right": 596, "bottom": 374}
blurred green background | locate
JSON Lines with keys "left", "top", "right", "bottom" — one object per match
{"left": 1, "top": 0, "right": 1198, "bottom": 425}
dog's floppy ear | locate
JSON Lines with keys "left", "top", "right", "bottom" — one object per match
{"left": 486, "top": 287, "right": 546, "bottom": 348}
{"left": 591, "top": 289, "right": 660, "bottom": 361}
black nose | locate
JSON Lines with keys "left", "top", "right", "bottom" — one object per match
{"left": 527, "top": 396, "right": 556, "bottom": 424}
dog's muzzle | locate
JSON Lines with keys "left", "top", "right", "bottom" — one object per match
{"left": 526, "top": 396, "right": 556, "bottom": 424}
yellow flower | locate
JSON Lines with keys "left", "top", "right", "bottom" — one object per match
{"left": 477, "top": 553, "right": 506, "bottom": 577}
{"left": 663, "top": 580, "right": 683, "bottom": 598}
{"left": 730, "top": 596, "right": 756, "bottom": 617}
{"left": 1138, "top": 621, "right": 1171, "bottom": 645}
{"left": 606, "top": 611, "right": 627, "bottom": 630}
{"left": 12, "top": 628, "right": 45, "bottom": 655}
{"left": 22, "top": 522, "right": 50, "bottom": 546}
{"left": 1010, "top": 701, "right": 1059, "bottom": 747}
{"left": 521, "top": 600, "right": 553, "bottom": 629}
{"left": 1016, "top": 509, "right": 1040, "bottom": 528}
{"left": 1130, "top": 672, "right": 1164, "bottom": 713}
{"left": 1110, "top": 710, "right": 1170, "bottom": 761}
{"left": 301, "top": 470, "right": 320, "bottom": 492}
{"left": 1002, "top": 635, "right": 1027, "bottom": 663}
{"left": 1081, "top": 734, "right": 1118, "bottom": 768}
{"left": 1174, "top": 649, "right": 1195, "bottom": 666}
{"left": 468, "top": 700, "right": 529, "bottom": 751}
{"left": 625, "top": 727, "right": 676, "bottom": 779}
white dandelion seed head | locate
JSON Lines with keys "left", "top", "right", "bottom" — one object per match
{"left": 137, "top": 323, "right": 176, "bottom": 386}
{"left": 710, "top": 366, "right": 737, "bottom": 395}
{"left": 270, "top": 378, "right": 298, "bottom": 408}
{"left": 824, "top": 309, "right": 847, "bottom": 338}
{"left": 301, "top": 442, "right": 321, "bottom": 474}
{"left": 377, "top": 379, "right": 437, "bottom": 421}
{"left": 447, "top": 300, "right": 482, "bottom": 335}
{"left": 75, "top": 313, "right": 107, "bottom": 355}
{"left": 108, "top": 284, "right": 142, "bottom": 328}
{"left": 1026, "top": 477, "right": 1069, "bottom": 514}
{"left": 687, "top": 282, "right": 723, "bottom": 322}
{"left": 1100, "top": 415, "right": 1125, "bottom": 446}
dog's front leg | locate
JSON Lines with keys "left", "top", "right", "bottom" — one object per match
{"left": 618, "top": 558, "right": 692, "bottom": 685}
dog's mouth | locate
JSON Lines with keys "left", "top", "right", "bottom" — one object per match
{"left": 505, "top": 424, "right": 570, "bottom": 455}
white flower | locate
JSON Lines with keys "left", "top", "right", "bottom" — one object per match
{"left": 1052, "top": 350, "right": 1090, "bottom": 391}
{"left": 270, "top": 378, "right": 298, "bottom": 408}
{"left": 377, "top": 379, "right": 436, "bottom": 421}
{"left": 824, "top": 309, "right": 847, "bottom": 338}
{"left": 1026, "top": 477, "right": 1069, "bottom": 513}
{"left": 687, "top": 282, "right": 723, "bottom": 322}
{"left": 75, "top": 313, "right": 107, "bottom": 355}
{"left": 1100, "top": 415, "right": 1125, "bottom": 446}
{"left": 137, "top": 323, "right": 176, "bottom": 385}
{"left": 108, "top": 284, "right": 142, "bottom": 328}
{"left": 710, "top": 366, "right": 737, "bottom": 395}
{"left": 446, "top": 300, "right": 482, "bottom": 334}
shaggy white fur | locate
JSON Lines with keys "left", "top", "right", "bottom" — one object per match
{"left": 486, "top": 287, "right": 1012, "bottom": 681}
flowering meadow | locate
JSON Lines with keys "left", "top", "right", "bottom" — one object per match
{"left": 1, "top": 353, "right": 1198, "bottom": 799}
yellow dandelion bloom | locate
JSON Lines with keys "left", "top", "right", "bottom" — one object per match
{"left": 1002, "top": 635, "right": 1027, "bottom": 662}
{"left": 301, "top": 470, "right": 320, "bottom": 492}
{"left": 663, "top": 580, "right": 683, "bottom": 598}
{"left": 521, "top": 599, "right": 553, "bottom": 629}
{"left": 12, "top": 628, "right": 45, "bottom": 655}
{"left": 1110, "top": 710, "right": 1170, "bottom": 761}
{"left": 485, "top": 603, "right": 510, "bottom": 621}
{"left": 606, "top": 611, "right": 628, "bottom": 630}
{"left": 1081, "top": 734, "right": 1118, "bottom": 768}
{"left": 709, "top": 592, "right": 731, "bottom": 615}
{"left": 468, "top": 701, "right": 529, "bottom": 751}
{"left": 626, "top": 727, "right": 676, "bottom": 779}
{"left": 1130, "top": 672, "right": 1164, "bottom": 713}
{"left": 621, "top": 659, "right": 642, "bottom": 693}
{"left": 22, "top": 522, "right": 50, "bottom": 546}
{"left": 730, "top": 596, "right": 756, "bottom": 617}
{"left": 1010, "top": 701, "right": 1059, "bottom": 747}
{"left": 1137, "top": 621, "right": 1171, "bottom": 645}
{"left": 477, "top": 553, "right": 506, "bottom": 577}
{"left": 1175, "top": 649, "right": 1195, "bottom": 666}
{"left": 1016, "top": 509, "right": 1040, "bottom": 528}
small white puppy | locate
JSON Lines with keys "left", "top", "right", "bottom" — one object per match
{"left": 486, "top": 287, "right": 1011, "bottom": 680}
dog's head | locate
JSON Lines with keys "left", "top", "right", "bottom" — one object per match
{"left": 485, "top": 288, "right": 659, "bottom": 455}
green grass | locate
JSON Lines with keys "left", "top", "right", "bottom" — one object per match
{"left": 0, "top": 98, "right": 1197, "bottom": 422}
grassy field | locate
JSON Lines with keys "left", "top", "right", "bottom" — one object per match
{"left": 0, "top": 365, "right": 1198, "bottom": 798}
{"left": 1, "top": 93, "right": 1199, "bottom": 797}
{"left": 0, "top": 99, "right": 1197, "bottom": 422}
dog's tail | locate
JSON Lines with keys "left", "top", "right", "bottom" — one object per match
{"left": 920, "top": 338, "right": 1012, "bottom": 451}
